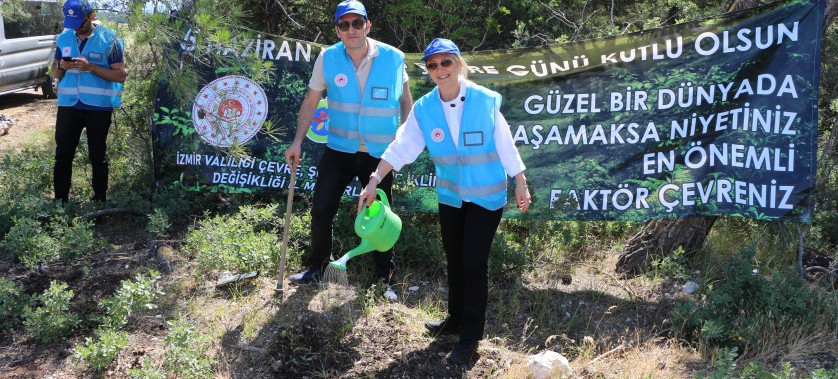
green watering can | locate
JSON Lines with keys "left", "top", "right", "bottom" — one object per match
{"left": 329, "top": 189, "right": 402, "bottom": 270}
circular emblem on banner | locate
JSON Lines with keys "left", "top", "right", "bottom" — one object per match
{"left": 192, "top": 75, "right": 268, "bottom": 148}
{"left": 334, "top": 73, "right": 349, "bottom": 87}
{"left": 431, "top": 128, "right": 445, "bottom": 143}
{"left": 306, "top": 98, "right": 329, "bottom": 144}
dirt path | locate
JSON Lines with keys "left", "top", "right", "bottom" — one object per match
{"left": 0, "top": 89, "right": 57, "bottom": 153}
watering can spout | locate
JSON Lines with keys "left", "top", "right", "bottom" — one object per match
{"left": 329, "top": 240, "right": 376, "bottom": 270}
{"left": 327, "top": 189, "right": 402, "bottom": 270}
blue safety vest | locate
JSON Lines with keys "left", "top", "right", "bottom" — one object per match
{"left": 56, "top": 26, "right": 122, "bottom": 108}
{"left": 322, "top": 41, "right": 404, "bottom": 158}
{"left": 414, "top": 82, "right": 508, "bottom": 210}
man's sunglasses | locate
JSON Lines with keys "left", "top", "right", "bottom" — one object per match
{"left": 426, "top": 59, "right": 454, "bottom": 71}
{"left": 337, "top": 18, "right": 366, "bottom": 32}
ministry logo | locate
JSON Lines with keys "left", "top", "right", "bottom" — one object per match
{"left": 192, "top": 75, "right": 268, "bottom": 148}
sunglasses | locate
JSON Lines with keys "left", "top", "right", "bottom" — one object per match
{"left": 425, "top": 59, "right": 454, "bottom": 71}
{"left": 337, "top": 18, "right": 366, "bottom": 32}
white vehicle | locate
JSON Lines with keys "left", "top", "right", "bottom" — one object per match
{"left": 0, "top": 0, "right": 62, "bottom": 97}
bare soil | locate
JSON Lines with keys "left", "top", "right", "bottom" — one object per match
{"left": 0, "top": 89, "right": 56, "bottom": 152}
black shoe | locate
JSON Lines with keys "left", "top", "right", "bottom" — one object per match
{"left": 424, "top": 317, "right": 460, "bottom": 336}
{"left": 289, "top": 268, "right": 320, "bottom": 285}
{"left": 448, "top": 338, "right": 479, "bottom": 364}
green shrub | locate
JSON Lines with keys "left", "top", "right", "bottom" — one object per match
{"left": 72, "top": 328, "right": 129, "bottom": 371}
{"left": 183, "top": 205, "right": 282, "bottom": 273}
{"left": 672, "top": 244, "right": 830, "bottom": 356}
{"left": 164, "top": 319, "right": 215, "bottom": 379}
{"left": 693, "top": 347, "right": 738, "bottom": 379}
{"left": 23, "top": 281, "right": 80, "bottom": 343}
{"left": 128, "top": 357, "right": 166, "bottom": 379}
{"left": 146, "top": 208, "right": 171, "bottom": 239}
{"left": 1, "top": 217, "right": 58, "bottom": 268}
{"left": 652, "top": 246, "right": 691, "bottom": 280}
{"left": 99, "top": 270, "right": 164, "bottom": 329}
{"left": 53, "top": 216, "right": 106, "bottom": 260}
{"left": 694, "top": 348, "right": 838, "bottom": 379}
{"left": 0, "top": 278, "right": 31, "bottom": 330}
{"left": 1, "top": 215, "right": 107, "bottom": 269}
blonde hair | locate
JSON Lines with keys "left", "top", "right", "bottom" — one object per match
{"left": 452, "top": 54, "right": 469, "bottom": 80}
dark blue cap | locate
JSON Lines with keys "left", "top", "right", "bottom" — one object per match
{"left": 63, "top": 0, "right": 93, "bottom": 29}
{"left": 422, "top": 38, "right": 461, "bottom": 61}
{"left": 335, "top": 0, "right": 367, "bottom": 24}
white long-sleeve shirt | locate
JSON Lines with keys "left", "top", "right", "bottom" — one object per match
{"left": 381, "top": 80, "right": 526, "bottom": 177}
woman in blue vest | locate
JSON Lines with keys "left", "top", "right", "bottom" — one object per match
{"left": 358, "top": 38, "right": 531, "bottom": 363}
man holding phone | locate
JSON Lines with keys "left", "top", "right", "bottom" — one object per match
{"left": 52, "top": 0, "right": 126, "bottom": 203}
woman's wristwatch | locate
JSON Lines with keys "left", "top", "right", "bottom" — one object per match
{"left": 370, "top": 171, "right": 382, "bottom": 184}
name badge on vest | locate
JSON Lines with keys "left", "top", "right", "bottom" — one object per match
{"left": 88, "top": 52, "right": 104, "bottom": 62}
{"left": 463, "top": 131, "right": 484, "bottom": 146}
{"left": 371, "top": 87, "right": 389, "bottom": 100}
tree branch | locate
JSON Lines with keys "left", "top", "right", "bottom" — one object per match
{"left": 274, "top": 0, "right": 302, "bottom": 29}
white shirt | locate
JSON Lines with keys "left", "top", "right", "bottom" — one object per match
{"left": 381, "top": 79, "right": 526, "bottom": 177}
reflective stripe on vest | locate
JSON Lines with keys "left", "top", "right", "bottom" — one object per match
{"left": 415, "top": 82, "right": 508, "bottom": 210}
{"left": 322, "top": 41, "right": 404, "bottom": 158}
{"left": 56, "top": 27, "right": 123, "bottom": 109}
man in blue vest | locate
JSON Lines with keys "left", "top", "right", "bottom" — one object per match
{"left": 284, "top": 0, "right": 412, "bottom": 300}
{"left": 52, "top": 0, "right": 126, "bottom": 203}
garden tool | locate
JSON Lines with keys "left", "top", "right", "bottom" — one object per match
{"left": 329, "top": 189, "right": 402, "bottom": 270}
{"left": 275, "top": 163, "right": 296, "bottom": 292}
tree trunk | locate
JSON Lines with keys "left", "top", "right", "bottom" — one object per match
{"left": 616, "top": 216, "right": 718, "bottom": 276}
{"left": 616, "top": 217, "right": 718, "bottom": 277}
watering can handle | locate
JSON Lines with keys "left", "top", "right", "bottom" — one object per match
{"left": 375, "top": 188, "right": 389, "bottom": 207}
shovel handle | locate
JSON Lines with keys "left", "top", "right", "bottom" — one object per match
{"left": 276, "top": 164, "right": 296, "bottom": 292}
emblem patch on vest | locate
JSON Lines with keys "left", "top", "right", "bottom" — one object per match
{"left": 463, "top": 131, "right": 484, "bottom": 146}
{"left": 334, "top": 73, "right": 349, "bottom": 87}
{"left": 62, "top": 47, "right": 72, "bottom": 57}
{"left": 192, "top": 75, "right": 268, "bottom": 148}
{"left": 431, "top": 128, "right": 445, "bottom": 143}
{"left": 371, "top": 87, "right": 389, "bottom": 100}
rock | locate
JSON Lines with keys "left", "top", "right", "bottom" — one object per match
{"left": 216, "top": 271, "right": 259, "bottom": 288}
{"left": 0, "top": 114, "right": 15, "bottom": 136}
{"left": 155, "top": 245, "right": 178, "bottom": 274}
{"left": 683, "top": 281, "right": 699, "bottom": 294}
{"left": 527, "top": 350, "right": 572, "bottom": 379}
{"left": 408, "top": 286, "right": 419, "bottom": 292}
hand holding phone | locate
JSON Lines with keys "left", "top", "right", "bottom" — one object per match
{"left": 61, "top": 57, "right": 74, "bottom": 62}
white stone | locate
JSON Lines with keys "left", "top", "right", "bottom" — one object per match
{"left": 408, "top": 286, "right": 419, "bottom": 292}
{"left": 526, "top": 350, "right": 572, "bottom": 379}
{"left": 683, "top": 281, "right": 699, "bottom": 294}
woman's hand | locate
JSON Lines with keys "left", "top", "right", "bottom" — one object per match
{"left": 514, "top": 173, "right": 531, "bottom": 213}
{"left": 357, "top": 179, "right": 379, "bottom": 214}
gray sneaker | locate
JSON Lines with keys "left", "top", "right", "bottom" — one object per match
{"left": 289, "top": 268, "right": 320, "bottom": 285}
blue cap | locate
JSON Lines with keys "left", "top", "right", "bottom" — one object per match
{"left": 335, "top": 0, "right": 367, "bottom": 24}
{"left": 63, "top": 0, "right": 93, "bottom": 29}
{"left": 422, "top": 38, "right": 461, "bottom": 61}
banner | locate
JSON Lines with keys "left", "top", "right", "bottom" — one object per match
{"left": 152, "top": 0, "right": 824, "bottom": 221}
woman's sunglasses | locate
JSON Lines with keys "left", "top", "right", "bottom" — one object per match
{"left": 337, "top": 19, "right": 366, "bottom": 32}
{"left": 426, "top": 59, "right": 454, "bottom": 71}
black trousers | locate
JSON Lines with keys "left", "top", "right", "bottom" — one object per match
{"left": 308, "top": 147, "right": 395, "bottom": 281}
{"left": 438, "top": 202, "right": 503, "bottom": 341}
{"left": 53, "top": 106, "right": 112, "bottom": 202}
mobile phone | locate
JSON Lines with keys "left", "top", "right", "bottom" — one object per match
{"left": 61, "top": 57, "right": 74, "bottom": 61}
